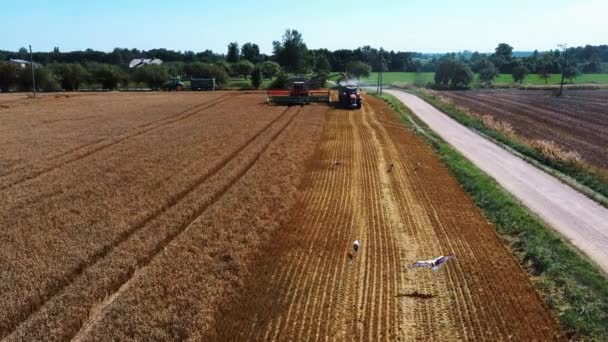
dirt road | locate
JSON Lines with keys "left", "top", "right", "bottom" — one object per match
{"left": 206, "top": 96, "right": 560, "bottom": 340}
{"left": 386, "top": 90, "right": 608, "bottom": 274}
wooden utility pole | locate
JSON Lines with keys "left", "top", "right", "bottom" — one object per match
{"left": 557, "top": 43, "right": 567, "bottom": 97}
{"left": 377, "top": 59, "right": 384, "bottom": 95}
{"left": 29, "top": 45, "right": 36, "bottom": 97}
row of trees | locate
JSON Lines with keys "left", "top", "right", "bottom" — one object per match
{"left": 0, "top": 29, "right": 321, "bottom": 91}
{"left": 0, "top": 47, "right": 226, "bottom": 66}
{"left": 433, "top": 44, "right": 581, "bottom": 91}
{"left": 2, "top": 43, "right": 605, "bottom": 75}
{"left": 0, "top": 62, "right": 130, "bottom": 92}
{"left": 0, "top": 59, "right": 286, "bottom": 91}
{"left": 1, "top": 29, "right": 606, "bottom": 92}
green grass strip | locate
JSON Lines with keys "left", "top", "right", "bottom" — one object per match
{"left": 359, "top": 72, "right": 608, "bottom": 86}
{"left": 373, "top": 91, "right": 608, "bottom": 341}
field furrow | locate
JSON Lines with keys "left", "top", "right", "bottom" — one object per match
{"left": 0, "top": 94, "right": 234, "bottom": 189}
{"left": 0, "top": 95, "right": 227, "bottom": 177}
{"left": 0, "top": 91, "right": 565, "bottom": 341}
{"left": 4, "top": 105, "right": 301, "bottom": 341}
{"left": 70, "top": 107, "right": 304, "bottom": 342}
{"left": 439, "top": 89, "right": 608, "bottom": 169}
{"left": 206, "top": 95, "right": 561, "bottom": 341}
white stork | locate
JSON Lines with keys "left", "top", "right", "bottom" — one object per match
{"left": 407, "top": 254, "right": 456, "bottom": 272}
{"left": 387, "top": 162, "right": 394, "bottom": 173}
{"left": 348, "top": 240, "right": 361, "bottom": 263}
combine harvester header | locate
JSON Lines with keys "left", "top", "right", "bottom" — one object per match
{"left": 267, "top": 79, "right": 330, "bottom": 106}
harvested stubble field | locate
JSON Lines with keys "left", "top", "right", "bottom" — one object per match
{"left": 206, "top": 97, "right": 561, "bottom": 340}
{"left": 0, "top": 92, "right": 561, "bottom": 340}
{"left": 438, "top": 89, "right": 608, "bottom": 170}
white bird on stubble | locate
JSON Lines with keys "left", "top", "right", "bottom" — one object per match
{"left": 407, "top": 254, "right": 456, "bottom": 272}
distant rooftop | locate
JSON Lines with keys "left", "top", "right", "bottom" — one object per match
{"left": 128, "top": 58, "right": 163, "bottom": 69}
{"left": 8, "top": 59, "right": 41, "bottom": 68}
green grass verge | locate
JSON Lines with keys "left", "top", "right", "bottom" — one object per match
{"left": 359, "top": 72, "right": 435, "bottom": 86}
{"left": 372, "top": 91, "right": 608, "bottom": 340}
{"left": 223, "top": 78, "right": 274, "bottom": 90}
{"left": 359, "top": 72, "right": 608, "bottom": 86}
{"left": 415, "top": 90, "right": 608, "bottom": 205}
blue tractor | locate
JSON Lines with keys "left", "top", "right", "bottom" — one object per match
{"left": 337, "top": 84, "right": 362, "bottom": 109}
{"left": 336, "top": 73, "right": 362, "bottom": 109}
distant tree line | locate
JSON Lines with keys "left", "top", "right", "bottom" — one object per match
{"left": 1, "top": 42, "right": 606, "bottom": 75}
{"left": 430, "top": 45, "right": 607, "bottom": 74}
{"left": 1, "top": 32, "right": 607, "bottom": 92}
{"left": 432, "top": 42, "right": 600, "bottom": 89}
{"left": 0, "top": 47, "right": 227, "bottom": 66}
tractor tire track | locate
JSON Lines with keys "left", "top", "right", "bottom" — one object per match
{"left": 68, "top": 107, "right": 303, "bottom": 342}
{"left": 210, "top": 107, "right": 353, "bottom": 341}
{"left": 289, "top": 108, "right": 353, "bottom": 341}
{"left": 0, "top": 94, "right": 234, "bottom": 190}
{"left": 354, "top": 104, "right": 401, "bottom": 340}
{"left": 0, "top": 94, "right": 226, "bottom": 178}
{"left": 1, "top": 105, "right": 293, "bottom": 340}
{"left": 274, "top": 110, "right": 347, "bottom": 339}
{"left": 366, "top": 104, "right": 463, "bottom": 340}
{"left": 306, "top": 112, "right": 353, "bottom": 341}
{"left": 303, "top": 110, "right": 354, "bottom": 340}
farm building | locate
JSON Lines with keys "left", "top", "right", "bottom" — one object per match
{"left": 8, "top": 59, "right": 41, "bottom": 69}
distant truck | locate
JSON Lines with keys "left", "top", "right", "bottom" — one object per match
{"left": 190, "top": 78, "right": 216, "bottom": 91}
{"left": 161, "top": 77, "right": 215, "bottom": 91}
{"left": 161, "top": 77, "right": 185, "bottom": 91}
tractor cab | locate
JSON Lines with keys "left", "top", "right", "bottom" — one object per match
{"left": 290, "top": 81, "right": 310, "bottom": 97}
{"left": 266, "top": 78, "right": 330, "bottom": 105}
{"left": 338, "top": 85, "right": 362, "bottom": 109}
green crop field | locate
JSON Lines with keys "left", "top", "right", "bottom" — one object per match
{"left": 493, "top": 73, "right": 608, "bottom": 84}
{"left": 358, "top": 72, "right": 435, "bottom": 86}
{"left": 224, "top": 78, "right": 274, "bottom": 89}
{"left": 358, "top": 72, "right": 608, "bottom": 86}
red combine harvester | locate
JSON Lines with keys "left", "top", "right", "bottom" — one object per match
{"left": 267, "top": 78, "right": 330, "bottom": 105}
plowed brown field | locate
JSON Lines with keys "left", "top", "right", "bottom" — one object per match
{"left": 206, "top": 96, "right": 562, "bottom": 341}
{"left": 0, "top": 92, "right": 562, "bottom": 340}
{"left": 438, "top": 89, "right": 608, "bottom": 169}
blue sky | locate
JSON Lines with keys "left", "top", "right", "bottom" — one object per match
{"left": 2, "top": 0, "right": 606, "bottom": 53}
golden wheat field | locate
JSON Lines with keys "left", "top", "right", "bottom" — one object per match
{"left": 0, "top": 92, "right": 562, "bottom": 341}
